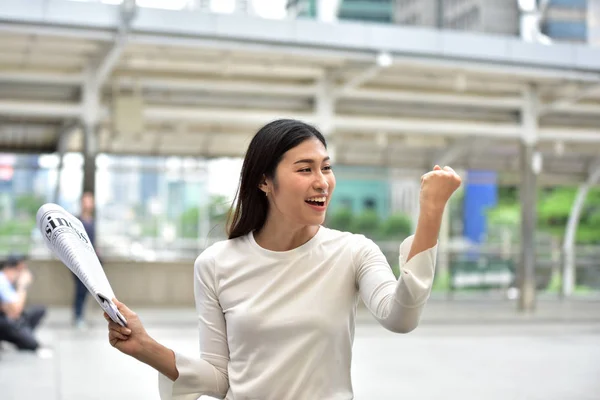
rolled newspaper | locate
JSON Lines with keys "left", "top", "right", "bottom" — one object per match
{"left": 36, "top": 203, "right": 127, "bottom": 327}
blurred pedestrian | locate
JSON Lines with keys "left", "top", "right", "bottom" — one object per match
{"left": 73, "top": 191, "right": 99, "bottom": 330}
{"left": 0, "top": 254, "right": 48, "bottom": 354}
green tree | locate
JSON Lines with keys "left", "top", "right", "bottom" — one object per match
{"left": 179, "top": 207, "right": 200, "bottom": 238}
{"left": 486, "top": 186, "right": 600, "bottom": 244}
{"left": 538, "top": 187, "right": 600, "bottom": 243}
{"left": 15, "top": 194, "right": 45, "bottom": 218}
{"left": 351, "top": 209, "right": 380, "bottom": 239}
{"left": 326, "top": 207, "right": 354, "bottom": 232}
{"left": 380, "top": 213, "right": 412, "bottom": 239}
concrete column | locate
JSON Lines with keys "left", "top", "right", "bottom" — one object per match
{"left": 53, "top": 123, "right": 77, "bottom": 203}
{"left": 82, "top": 124, "right": 98, "bottom": 194}
{"left": 437, "top": 202, "right": 450, "bottom": 283}
{"left": 78, "top": 1, "right": 136, "bottom": 195}
{"left": 518, "top": 85, "right": 540, "bottom": 312}
{"left": 519, "top": 142, "right": 538, "bottom": 312}
{"left": 82, "top": 70, "right": 100, "bottom": 195}
{"left": 315, "top": 71, "right": 336, "bottom": 160}
{"left": 315, "top": 72, "right": 335, "bottom": 135}
{"left": 54, "top": 154, "right": 64, "bottom": 204}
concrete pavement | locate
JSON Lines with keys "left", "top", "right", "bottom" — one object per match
{"left": 1, "top": 297, "right": 599, "bottom": 400}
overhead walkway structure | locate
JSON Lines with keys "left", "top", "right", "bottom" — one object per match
{"left": 1, "top": 0, "right": 599, "bottom": 308}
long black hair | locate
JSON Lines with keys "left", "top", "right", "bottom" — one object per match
{"left": 227, "top": 119, "right": 327, "bottom": 239}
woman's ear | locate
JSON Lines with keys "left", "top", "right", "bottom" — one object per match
{"left": 258, "top": 174, "right": 270, "bottom": 195}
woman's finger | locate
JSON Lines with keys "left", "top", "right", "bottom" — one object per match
{"left": 443, "top": 166, "right": 457, "bottom": 174}
{"left": 112, "top": 298, "right": 131, "bottom": 313}
{"left": 110, "top": 330, "right": 129, "bottom": 342}
{"left": 107, "top": 321, "right": 131, "bottom": 336}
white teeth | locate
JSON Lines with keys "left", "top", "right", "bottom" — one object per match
{"left": 306, "top": 197, "right": 326, "bottom": 202}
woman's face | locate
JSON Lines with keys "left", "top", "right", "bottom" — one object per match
{"left": 264, "top": 138, "right": 336, "bottom": 227}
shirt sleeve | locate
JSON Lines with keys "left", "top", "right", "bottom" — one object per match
{"left": 158, "top": 251, "right": 230, "bottom": 400}
{"left": 0, "top": 274, "right": 18, "bottom": 304}
{"left": 354, "top": 234, "right": 437, "bottom": 333}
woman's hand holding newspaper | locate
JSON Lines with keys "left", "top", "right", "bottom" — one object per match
{"left": 104, "top": 299, "right": 149, "bottom": 358}
{"left": 104, "top": 298, "right": 180, "bottom": 381}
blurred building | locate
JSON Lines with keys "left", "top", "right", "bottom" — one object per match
{"left": 542, "top": 0, "right": 589, "bottom": 43}
{"left": 11, "top": 154, "right": 38, "bottom": 195}
{"left": 287, "top": 0, "right": 598, "bottom": 44}
{"left": 288, "top": 0, "right": 520, "bottom": 35}
{"left": 339, "top": 0, "right": 394, "bottom": 23}
{"left": 395, "top": 0, "right": 519, "bottom": 36}
{"left": 589, "top": 0, "right": 600, "bottom": 45}
{"left": 328, "top": 165, "right": 391, "bottom": 219}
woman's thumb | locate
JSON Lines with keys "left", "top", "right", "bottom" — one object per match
{"left": 113, "top": 298, "right": 132, "bottom": 314}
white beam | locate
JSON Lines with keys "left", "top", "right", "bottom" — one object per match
{"left": 92, "top": 0, "right": 137, "bottom": 88}
{"left": 117, "top": 77, "right": 316, "bottom": 96}
{"left": 143, "top": 106, "right": 316, "bottom": 126}
{"left": 538, "top": 128, "right": 600, "bottom": 143}
{"left": 123, "top": 78, "right": 533, "bottom": 111}
{"left": 334, "top": 65, "right": 383, "bottom": 98}
{"left": 432, "top": 137, "right": 481, "bottom": 166}
{"left": 142, "top": 106, "right": 524, "bottom": 138}
{"left": 538, "top": 83, "right": 600, "bottom": 116}
{"left": 121, "top": 58, "right": 326, "bottom": 79}
{"left": 94, "top": 35, "right": 129, "bottom": 88}
{"left": 334, "top": 115, "right": 523, "bottom": 138}
{"left": 140, "top": 106, "right": 600, "bottom": 142}
{"left": 389, "top": 54, "right": 600, "bottom": 83}
{"left": 343, "top": 88, "right": 523, "bottom": 109}
{"left": 0, "top": 71, "right": 83, "bottom": 85}
{"left": 541, "top": 102, "right": 600, "bottom": 115}
{"left": 0, "top": 100, "right": 81, "bottom": 118}
{"left": 0, "top": 23, "right": 114, "bottom": 41}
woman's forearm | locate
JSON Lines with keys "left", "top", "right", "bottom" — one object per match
{"left": 406, "top": 205, "right": 444, "bottom": 263}
{"left": 136, "top": 337, "right": 180, "bottom": 381}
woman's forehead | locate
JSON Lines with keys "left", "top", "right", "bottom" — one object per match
{"left": 282, "top": 139, "right": 328, "bottom": 162}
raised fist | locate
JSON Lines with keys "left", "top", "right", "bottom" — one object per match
{"left": 419, "top": 165, "right": 462, "bottom": 211}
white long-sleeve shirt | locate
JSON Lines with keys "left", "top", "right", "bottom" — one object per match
{"left": 159, "top": 226, "right": 437, "bottom": 400}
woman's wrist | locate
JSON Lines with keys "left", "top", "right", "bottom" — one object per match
{"left": 134, "top": 334, "right": 160, "bottom": 363}
{"left": 135, "top": 336, "right": 179, "bottom": 381}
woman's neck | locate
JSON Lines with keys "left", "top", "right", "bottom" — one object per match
{"left": 254, "top": 218, "right": 319, "bottom": 252}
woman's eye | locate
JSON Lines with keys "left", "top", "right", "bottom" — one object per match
{"left": 323, "top": 165, "right": 332, "bottom": 171}
{"left": 299, "top": 168, "right": 311, "bottom": 172}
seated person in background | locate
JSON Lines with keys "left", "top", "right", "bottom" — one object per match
{"left": 0, "top": 254, "right": 47, "bottom": 352}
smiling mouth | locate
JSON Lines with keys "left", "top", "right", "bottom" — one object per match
{"left": 305, "top": 200, "right": 325, "bottom": 207}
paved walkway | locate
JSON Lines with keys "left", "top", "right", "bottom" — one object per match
{"left": 2, "top": 298, "right": 599, "bottom": 400}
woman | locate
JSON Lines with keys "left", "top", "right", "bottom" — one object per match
{"left": 105, "top": 119, "right": 461, "bottom": 400}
